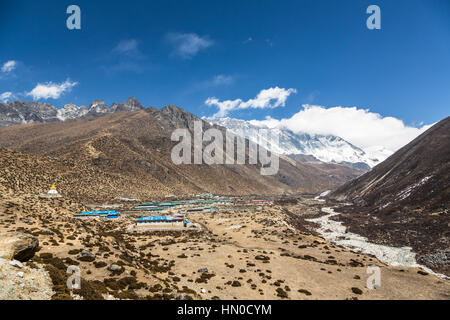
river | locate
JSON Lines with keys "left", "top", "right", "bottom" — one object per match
{"left": 306, "top": 207, "right": 448, "bottom": 280}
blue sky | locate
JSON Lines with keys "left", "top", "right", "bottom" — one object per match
{"left": 1, "top": 0, "right": 449, "bottom": 129}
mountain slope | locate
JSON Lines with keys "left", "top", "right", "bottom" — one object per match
{"left": 207, "top": 117, "right": 386, "bottom": 169}
{"left": 0, "top": 103, "right": 363, "bottom": 199}
{"left": 331, "top": 116, "right": 449, "bottom": 212}
{"left": 329, "top": 116, "right": 450, "bottom": 275}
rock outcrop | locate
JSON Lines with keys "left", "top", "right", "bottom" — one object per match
{"left": 0, "top": 232, "right": 39, "bottom": 262}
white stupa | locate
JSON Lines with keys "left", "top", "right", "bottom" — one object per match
{"left": 48, "top": 185, "right": 59, "bottom": 194}
{"left": 39, "top": 184, "right": 62, "bottom": 199}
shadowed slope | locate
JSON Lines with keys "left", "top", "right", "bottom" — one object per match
{"left": 329, "top": 117, "right": 450, "bottom": 275}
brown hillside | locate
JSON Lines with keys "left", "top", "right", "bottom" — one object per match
{"left": 0, "top": 106, "right": 362, "bottom": 200}
{"left": 329, "top": 117, "right": 450, "bottom": 275}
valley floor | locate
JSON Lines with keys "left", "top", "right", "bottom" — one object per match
{"left": 0, "top": 192, "right": 448, "bottom": 300}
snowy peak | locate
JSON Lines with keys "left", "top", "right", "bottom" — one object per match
{"left": 0, "top": 100, "right": 59, "bottom": 127}
{"left": 57, "top": 104, "right": 88, "bottom": 121}
{"left": 207, "top": 117, "right": 389, "bottom": 168}
{"left": 88, "top": 97, "right": 145, "bottom": 114}
{"left": 110, "top": 97, "right": 145, "bottom": 112}
{"left": 88, "top": 100, "right": 109, "bottom": 114}
{"left": 0, "top": 97, "right": 146, "bottom": 127}
{"left": 124, "top": 96, "right": 145, "bottom": 110}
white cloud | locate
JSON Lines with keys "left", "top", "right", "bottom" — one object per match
{"left": 248, "top": 104, "right": 433, "bottom": 152}
{"left": 114, "top": 39, "right": 138, "bottom": 53}
{"left": 112, "top": 39, "right": 145, "bottom": 59}
{"left": 212, "top": 74, "right": 234, "bottom": 86}
{"left": 26, "top": 79, "right": 78, "bottom": 100}
{"left": 206, "top": 87, "right": 297, "bottom": 117}
{"left": 0, "top": 92, "right": 14, "bottom": 102}
{"left": 1, "top": 60, "right": 17, "bottom": 73}
{"left": 166, "top": 32, "right": 213, "bottom": 59}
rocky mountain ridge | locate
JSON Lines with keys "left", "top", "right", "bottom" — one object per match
{"left": 0, "top": 105, "right": 365, "bottom": 199}
{"left": 0, "top": 97, "right": 145, "bottom": 127}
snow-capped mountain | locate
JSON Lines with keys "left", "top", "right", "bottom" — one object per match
{"left": 0, "top": 99, "right": 392, "bottom": 169}
{"left": 87, "top": 100, "right": 110, "bottom": 114}
{"left": 56, "top": 104, "right": 88, "bottom": 121}
{"left": 0, "top": 97, "right": 145, "bottom": 126}
{"left": 110, "top": 97, "right": 144, "bottom": 112}
{"left": 207, "top": 117, "right": 390, "bottom": 168}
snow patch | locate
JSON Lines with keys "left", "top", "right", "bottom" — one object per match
{"left": 314, "top": 190, "right": 331, "bottom": 201}
{"left": 396, "top": 176, "right": 432, "bottom": 201}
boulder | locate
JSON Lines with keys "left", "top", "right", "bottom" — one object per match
{"left": 108, "top": 264, "right": 123, "bottom": 272}
{"left": 76, "top": 250, "right": 96, "bottom": 262}
{"left": 0, "top": 232, "right": 39, "bottom": 262}
{"left": 9, "top": 260, "right": 24, "bottom": 269}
